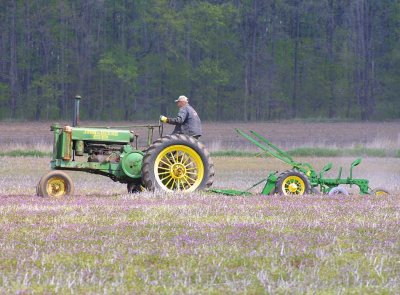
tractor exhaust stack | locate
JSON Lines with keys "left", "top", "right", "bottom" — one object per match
{"left": 73, "top": 95, "right": 81, "bottom": 127}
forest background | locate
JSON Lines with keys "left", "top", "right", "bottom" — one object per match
{"left": 1, "top": 0, "right": 399, "bottom": 122}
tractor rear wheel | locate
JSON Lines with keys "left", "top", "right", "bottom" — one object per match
{"left": 275, "top": 170, "right": 311, "bottom": 195}
{"left": 142, "top": 134, "right": 214, "bottom": 192}
{"left": 38, "top": 171, "right": 75, "bottom": 198}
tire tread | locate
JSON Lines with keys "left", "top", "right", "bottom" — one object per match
{"left": 142, "top": 134, "right": 214, "bottom": 191}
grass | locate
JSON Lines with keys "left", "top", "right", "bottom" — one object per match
{"left": 1, "top": 121, "right": 399, "bottom": 159}
{"left": 0, "top": 121, "right": 399, "bottom": 293}
{"left": 1, "top": 121, "right": 400, "bottom": 152}
{"left": 0, "top": 150, "right": 51, "bottom": 157}
{"left": 211, "top": 147, "right": 388, "bottom": 158}
{"left": 0, "top": 193, "right": 399, "bottom": 293}
{"left": 0, "top": 147, "right": 390, "bottom": 158}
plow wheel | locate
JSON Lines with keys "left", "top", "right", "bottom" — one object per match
{"left": 38, "top": 171, "right": 75, "bottom": 198}
{"left": 142, "top": 134, "right": 214, "bottom": 192}
{"left": 372, "top": 188, "right": 389, "bottom": 196}
{"left": 276, "top": 170, "right": 311, "bottom": 196}
{"left": 328, "top": 186, "right": 349, "bottom": 196}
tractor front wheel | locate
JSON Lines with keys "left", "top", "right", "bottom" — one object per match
{"left": 142, "top": 134, "right": 214, "bottom": 192}
{"left": 38, "top": 171, "right": 75, "bottom": 198}
{"left": 127, "top": 182, "right": 144, "bottom": 194}
{"left": 36, "top": 176, "right": 43, "bottom": 196}
{"left": 275, "top": 170, "right": 311, "bottom": 196}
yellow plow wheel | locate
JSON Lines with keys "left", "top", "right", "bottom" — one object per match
{"left": 373, "top": 188, "right": 389, "bottom": 196}
{"left": 275, "top": 170, "right": 311, "bottom": 195}
{"left": 282, "top": 175, "right": 306, "bottom": 195}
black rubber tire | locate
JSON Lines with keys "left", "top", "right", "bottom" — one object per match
{"left": 39, "top": 171, "right": 75, "bottom": 198}
{"left": 127, "top": 182, "right": 144, "bottom": 194}
{"left": 142, "top": 134, "right": 214, "bottom": 192}
{"left": 275, "top": 169, "right": 311, "bottom": 195}
{"left": 36, "top": 177, "right": 43, "bottom": 197}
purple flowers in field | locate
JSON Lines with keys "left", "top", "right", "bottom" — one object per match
{"left": 0, "top": 153, "right": 399, "bottom": 293}
{"left": 0, "top": 192, "right": 399, "bottom": 293}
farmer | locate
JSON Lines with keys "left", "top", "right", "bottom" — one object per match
{"left": 160, "top": 95, "right": 202, "bottom": 139}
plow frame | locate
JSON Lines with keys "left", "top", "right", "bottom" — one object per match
{"left": 226, "top": 129, "right": 373, "bottom": 195}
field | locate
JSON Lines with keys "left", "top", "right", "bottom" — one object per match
{"left": 0, "top": 122, "right": 399, "bottom": 293}
{"left": 1, "top": 121, "right": 400, "bottom": 152}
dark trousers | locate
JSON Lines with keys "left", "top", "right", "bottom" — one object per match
{"left": 172, "top": 131, "right": 201, "bottom": 140}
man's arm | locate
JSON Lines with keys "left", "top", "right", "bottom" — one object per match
{"left": 167, "top": 107, "right": 188, "bottom": 125}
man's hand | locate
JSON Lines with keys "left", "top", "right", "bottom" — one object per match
{"left": 160, "top": 115, "right": 168, "bottom": 123}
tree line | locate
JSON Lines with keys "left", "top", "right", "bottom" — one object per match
{"left": 0, "top": 0, "right": 399, "bottom": 121}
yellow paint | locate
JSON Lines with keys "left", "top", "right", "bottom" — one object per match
{"left": 374, "top": 190, "right": 388, "bottom": 196}
{"left": 83, "top": 130, "right": 119, "bottom": 140}
{"left": 154, "top": 145, "right": 205, "bottom": 192}
{"left": 46, "top": 177, "right": 67, "bottom": 198}
{"left": 282, "top": 175, "right": 306, "bottom": 195}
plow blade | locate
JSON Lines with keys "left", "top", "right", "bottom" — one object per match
{"left": 209, "top": 189, "right": 252, "bottom": 196}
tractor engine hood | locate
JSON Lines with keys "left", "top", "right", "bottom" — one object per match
{"left": 66, "top": 126, "right": 134, "bottom": 143}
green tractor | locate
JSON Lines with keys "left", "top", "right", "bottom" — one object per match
{"left": 36, "top": 96, "right": 214, "bottom": 197}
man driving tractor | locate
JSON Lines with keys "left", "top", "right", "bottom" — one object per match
{"left": 160, "top": 95, "right": 202, "bottom": 139}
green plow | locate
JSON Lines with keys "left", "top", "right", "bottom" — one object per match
{"left": 210, "top": 129, "right": 389, "bottom": 196}
{"left": 210, "top": 189, "right": 252, "bottom": 196}
{"left": 210, "top": 174, "right": 277, "bottom": 196}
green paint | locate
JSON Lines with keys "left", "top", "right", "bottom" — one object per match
{"left": 71, "top": 127, "right": 134, "bottom": 143}
{"left": 213, "top": 129, "right": 381, "bottom": 196}
{"left": 49, "top": 124, "right": 156, "bottom": 184}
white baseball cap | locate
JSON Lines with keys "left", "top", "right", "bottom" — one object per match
{"left": 175, "top": 95, "right": 188, "bottom": 102}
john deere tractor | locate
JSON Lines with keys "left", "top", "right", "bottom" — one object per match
{"left": 36, "top": 96, "right": 214, "bottom": 197}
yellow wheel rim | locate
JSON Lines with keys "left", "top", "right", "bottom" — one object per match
{"left": 46, "top": 177, "right": 67, "bottom": 198}
{"left": 375, "top": 190, "right": 388, "bottom": 196}
{"left": 154, "top": 145, "right": 204, "bottom": 192}
{"left": 282, "top": 176, "right": 306, "bottom": 195}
